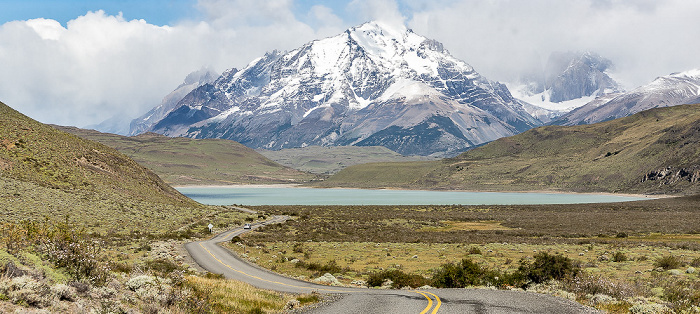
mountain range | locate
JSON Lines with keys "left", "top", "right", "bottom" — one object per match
{"left": 136, "top": 21, "right": 544, "bottom": 156}
{"left": 510, "top": 51, "right": 622, "bottom": 114}
{"left": 553, "top": 69, "right": 700, "bottom": 125}
{"left": 124, "top": 21, "right": 700, "bottom": 158}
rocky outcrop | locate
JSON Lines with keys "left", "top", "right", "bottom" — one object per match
{"left": 642, "top": 166, "right": 700, "bottom": 184}
{"left": 544, "top": 52, "right": 621, "bottom": 103}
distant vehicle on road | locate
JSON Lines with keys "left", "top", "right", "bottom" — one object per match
{"left": 243, "top": 223, "right": 252, "bottom": 229}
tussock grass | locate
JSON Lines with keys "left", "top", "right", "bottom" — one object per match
{"left": 184, "top": 275, "right": 292, "bottom": 314}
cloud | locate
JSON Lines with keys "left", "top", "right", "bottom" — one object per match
{"left": 0, "top": 0, "right": 697, "bottom": 129}
{"left": 0, "top": 1, "right": 345, "bottom": 128}
{"left": 407, "top": 0, "right": 700, "bottom": 88}
{"left": 348, "top": 0, "right": 405, "bottom": 27}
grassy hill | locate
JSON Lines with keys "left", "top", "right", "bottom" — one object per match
{"left": 55, "top": 126, "right": 318, "bottom": 186}
{"left": 0, "top": 101, "right": 214, "bottom": 234}
{"left": 258, "top": 145, "right": 434, "bottom": 174}
{"left": 320, "top": 104, "right": 700, "bottom": 195}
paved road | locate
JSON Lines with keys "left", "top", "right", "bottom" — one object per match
{"left": 185, "top": 216, "right": 598, "bottom": 313}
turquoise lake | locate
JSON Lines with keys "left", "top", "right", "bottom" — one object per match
{"left": 176, "top": 186, "right": 648, "bottom": 206}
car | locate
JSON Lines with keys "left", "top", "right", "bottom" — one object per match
{"left": 243, "top": 223, "right": 252, "bottom": 229}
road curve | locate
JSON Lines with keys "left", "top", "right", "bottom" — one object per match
{"left": 185, "top": 216, "right": 598, "bottom": 314}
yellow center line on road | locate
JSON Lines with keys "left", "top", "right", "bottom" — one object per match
{"left": 203, "top": 220, "right": 439, "bottom": 313}
{"left": 415, "top": 291, "right": 433, "bottom": 314}
{"left": 424, "top": 291, "right": 442, "bottom": 314}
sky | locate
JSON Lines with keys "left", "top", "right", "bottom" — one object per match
{"left": 0, "top": 0, "right": 698, "bottom": 129}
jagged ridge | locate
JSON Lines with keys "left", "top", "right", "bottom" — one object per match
{"left": 145, "top": 21, "right": 543, "bottom": 156}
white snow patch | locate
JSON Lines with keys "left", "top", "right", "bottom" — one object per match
{"left": 380, "top": 79, "right": 441, "bottom": 101}
{"left": 506, "top": 83, "right": 596, "bottom": 112}
{"left": 209, "top": 106, "right": 240, "bottom": 122}
{"left": 303, "top": 104, "right": 330, "bottom": 118}
{"left": 311, "top": 36, "right": 348, "bottom": 75}
{"left": 403, "top": 51, "right": 437, "bottom": 75}
{"left": 313, "top": 93, "right": 326, "bottom": 102}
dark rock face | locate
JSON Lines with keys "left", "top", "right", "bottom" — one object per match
{"left": 522, "top": 51, "right": 621, "bottom": 104}
{"left": 144, "top": 22, "right": 543, "bottom": 156}
{"left": 130, "top": 68, "right": 218, "bottom": 136}
{"left": 642, "top": 166, "right": 700, "bottom": 184}
{"left": 545, "top": 52, "right": 620, "bottom": 103}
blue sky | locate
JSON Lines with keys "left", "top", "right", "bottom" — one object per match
{"left": 0, "top": 0, "right": 191, "bottom": 26}
{"left": 0, "top": 0, "right": 364, "bottom": 26}
{"left": 0, "top": 0, "right": 697, "bottom": 128}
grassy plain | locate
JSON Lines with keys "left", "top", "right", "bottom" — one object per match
{"left": 57, "top": 126, "right": 318, "bottom": 186}
{"left": 258, "top": 145, "right": 434, "bottom": 174}
{"left": 318, "top": 104, "right": 700, "bottom": 195}
{"left": 227, "top": 196, "right": 700, "bottom": 312}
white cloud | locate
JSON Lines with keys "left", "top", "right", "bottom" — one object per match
{"left": 348, "top": 0, "right": 405, "bottom": 27}
{"left": 407, "top": 0, "right": 700, "bottom": 89}
{"left": 0, "top": 0, "right": 697, "bottom": 129}
{"left": 0, "top": 1, "right": 345, "bottom": 128}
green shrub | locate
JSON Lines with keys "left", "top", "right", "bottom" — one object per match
{"left": 204, "top": 272, "right": 225, "bottom": 280}
{"left": 654, "top": 255, "right": 683, "bottom": 270}
{"left": 367, "top": 269, "right": 429, "bottom": 289}
{"left": 467, "top": 246, "right": 482, "bottom": 255}
{"left": 690, "top": 257, "right": 700, "bottom": 268}
{"left": 432, "top": 258, "right": 500, "bottom": 288}
{"left": 296, "top": 294, "right": 320, "bottom": 305}
{"left": 294, "top": 260, "right": 346, "bottom": 276}
{"left": 519, "top": 252, "right": 579, "bottom": 285}
{"left": 612, "top": 252, "right": 628, "bottom": 262}
{"left": 146, "top": 258, "right": 182, "bottom": 275}
{"left": 292, "top": 243, "right": 304, "bottom": 253}
{"left": 616, "top": 232, "right": 628, "bottom": 238}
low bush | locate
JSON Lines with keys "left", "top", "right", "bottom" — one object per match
{"left": 654, "top": 255, "right": 683, "bottom": 270}
{"left": 564, "top": 272, "right": 637, "bottom": 300}
{"left": 294, "top": 260, "right": 347, "bottom": 276}
{"left": 519, "top": 252, "right": 580, "bottom": 285}
{"left": 612, "top": 252, "right": 628, "bottom": 262}
{"left": 432, "top": 258, "right": 499, "bottom": 288}
{"left": 296, "top": 293, "right": 320, "bottom": 305}
{"left": 367, "top": 269, "right": 429, "bottom": 289}
{"left": 690, "top": 257, "right": 700, "bottom": 268}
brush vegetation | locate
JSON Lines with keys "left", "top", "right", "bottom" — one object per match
{"left": 0, "top": 101, "right": 308, "bottom": 312}
{"left": 0, "top": 101, "right": 218, "bottom": 234}
{"left": 258, "top": 145, "right": 434, "bottom": 174}
{"left": 319, "top": 104, "right": 700, "bottom": 195}
{"left": 233, "top": 197, "right": 700, "bottom": 312}
{"left": 56, "top": 126, "right": 318, "bottom": 186}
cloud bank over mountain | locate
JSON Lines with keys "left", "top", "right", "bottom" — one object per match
{"left": 0, "top": 0, "right": 698, "bottom": 128}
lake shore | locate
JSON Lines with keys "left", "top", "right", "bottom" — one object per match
{"left": 172, "top": 183, "right": 668, "bottom": 199}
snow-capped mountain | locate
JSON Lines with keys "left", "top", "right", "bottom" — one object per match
{"left": 553, "top": 69, "right": 700, "bottom": 126}
{"left": 147, "top": 22, "right": 543, "bottom": 156}
{"left": 510, "top": 52, "right": 622, "bottom": 114}
{"left": 130, "top": 68, "right": 218, "bottom": 136}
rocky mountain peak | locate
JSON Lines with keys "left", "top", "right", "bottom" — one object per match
{"left": 553, "top": 69, "right": 700, "bottom": 126}
{"left": 142, "top": 21, "right": 543, "bottom": 156}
